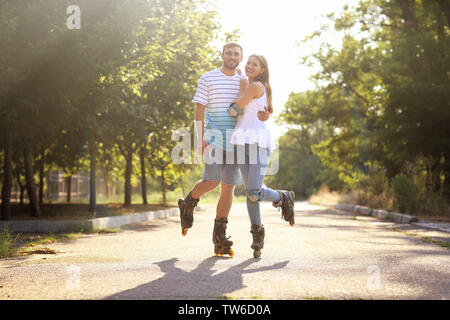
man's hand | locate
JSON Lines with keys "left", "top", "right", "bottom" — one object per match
{"left": 202, "top": 140, "right": 209, "bottom": 155}
{"left": 197, "top": 140, "right": 209, "bottom": 156}
{"left": 257, "top": 107, "right": 270, "bottom": 122}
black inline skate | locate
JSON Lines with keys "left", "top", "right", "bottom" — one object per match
{"left": 178, "top": 192, "right": 200, "bottom": 236}
{"left": 212, "top": 218, "right": 234, "bottom": 257}
{"left": 250, "top": 224, "right": 265, "bottom": 258}
{"left": 273, "top": 190, "right": 295, "bottom": 226}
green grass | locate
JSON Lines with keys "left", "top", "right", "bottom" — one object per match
{"left": 20, "top": 227, "right": 121, "bottom": 247}
{"left": 9, "top": 188, "right": 247, "bottom": 221}
{"left": 83, "top": 191, "right": 247, "bottom": 206}
{"left": 390, "top": 227, "right": 450, "bottom": 250}
{"left": 0, "top": 227, "right": 19, "bottom": 258}
{"left": 24, "top": 233, "right": 58, "bottom": 247}
{"left": 14, "top": 232, "right": 82, "bottom": 256}
{"left": 97, "top": 191, "right": 247, "bottom": 205}
{"left": 96, "top": 227, "right": 121, "bottom": 234}
{"left": 22, "top": 232, "right": 83, "bottom": 248}
{"left": 215, "top": 295, "right": 238, "bottom": 300}
{"left": 0, "top": 227, "right": 124, "bottom": 259}
{"left": 419, "top": 236, "right": 450, "bottom": 249}
{"left": 9, "top": 202, "right": 174, "bottom": 221}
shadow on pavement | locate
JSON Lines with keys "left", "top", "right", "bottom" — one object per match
{"left": 119, "top": 219, "right": 179, "bottom": 232}
{"left": 105, "top": 257, "right": 289, "bottom": 299}
{"left": 119, "top": 223, "right": 161, "bottom": 232}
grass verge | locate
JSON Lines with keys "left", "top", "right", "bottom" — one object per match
{"left": 389, "top": 227, "right": 450, "bottom": 250}
{"left": 0, "top": 227, "right": 19, "bottom": 258}
{"left": 0, "top": 227, "right": 123, "bottom": 259}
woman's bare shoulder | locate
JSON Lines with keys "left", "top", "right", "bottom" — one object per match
{"left": 248, "top": 82, "right": 264, "bottom": 95}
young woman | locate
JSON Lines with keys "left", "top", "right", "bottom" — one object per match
{"left": 228, "top": 54, "right": 295, "bottom": 258}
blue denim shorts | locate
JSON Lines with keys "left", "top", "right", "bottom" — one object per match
{"left": 202, "top": 147, "right": 242, "bottom": 186}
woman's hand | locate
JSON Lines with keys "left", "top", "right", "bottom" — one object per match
{"left": 257, "top": 107, "right": 270, "bottom": 122}
{"left": 240, "top": 77, "right": 248, "bottom": 92}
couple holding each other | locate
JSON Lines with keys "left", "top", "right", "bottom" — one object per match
{"left": 178, "top": 42, "right": 295, "bottom": 258}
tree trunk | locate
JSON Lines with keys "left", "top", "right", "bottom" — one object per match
{"left": 39, "top": 151, "right": 44, "bottom": 205}
{"left": 396, "top": 0, "right": 419, "bottom": 30}
{"left": 103, "top": 169, "right": 110, "bottom": 199}
{"left": 88, "top": 134, "right": 97, "bottom": 216}
{"left": 23, "top": 139, "right": 40, "bottom": 217}
{"left": 13, "top": 180, "right": 18, "bottom": 203}
{"left": 140, "top": 145, "right": 148, "bottom": 205}
{"left": 443, "top": 150, "right": 450, "bottom": 199}
{"left": 432, "top": 163, "right": 442, "bottom": 195}
{"left": 19, "top": 185, "right": 26, "bottom": 205}
{"left": 444, "top": 169, "right": 450, "bottom": 200}
{"left": 16, "top": 172, "right": 26, "bottom": 206}
{"left": 124, "top": 152, "right": 132, "bottom": 207}
{"left": 161, "top": 167, "right": 166, "bottom": 204}
{"left": 437, "top": 0, "right": 450, "bottom": 28}
{"left": 66, "top": 174, "right": 72, "bottom": 203}
{"left": 1, "top": 133, "right": 12, "bottom": 220}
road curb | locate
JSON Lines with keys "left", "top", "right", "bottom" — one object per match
{"left": 319, "top": 203, "right": 418, "bottom": 224}
{"left": 0, "top": 207, "right": 186, "bottom": 233}
{"left": 412, "top": 222, "right": 450, "bottom": 233}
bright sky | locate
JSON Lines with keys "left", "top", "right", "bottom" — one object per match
{"left": 214, "top": 0, "right": 359, "bottom": 139}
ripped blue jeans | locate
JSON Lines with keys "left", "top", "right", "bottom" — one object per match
{"left": 236, "top": 144, "right": 281, "bottom": 225}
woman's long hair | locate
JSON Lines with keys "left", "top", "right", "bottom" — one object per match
{"left": 250, "top": 54, "right": 273, "bottom": 114}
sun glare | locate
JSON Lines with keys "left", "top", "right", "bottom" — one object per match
{"left": 215, "top": 0, "right": 359, "bottom": 138}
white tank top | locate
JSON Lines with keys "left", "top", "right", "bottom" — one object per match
{"left": 230, "top": 85, "right": 276, "bottom": 151}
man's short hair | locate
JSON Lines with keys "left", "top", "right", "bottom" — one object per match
{"left": 222, "top": 42, "right": 243, "bottom": 56}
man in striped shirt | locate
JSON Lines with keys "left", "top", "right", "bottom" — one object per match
{"left": 178, "top": 43, "right": 270, "bottom": 256}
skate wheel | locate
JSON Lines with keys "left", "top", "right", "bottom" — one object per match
{"left": 182, "top": 228, "right": 188, "bottom": 236}
{"left": 253, "top": 250, "right": 261, "bottom": 259}
{"left": 290, "top": 221, "right": 295, "bottom": 227}
{"left": 229, "top": 248, "right": 234, "bottom": 258}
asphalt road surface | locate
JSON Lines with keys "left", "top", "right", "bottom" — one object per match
{"left": 0, "top": 202, "right": 449, "bottom": 300}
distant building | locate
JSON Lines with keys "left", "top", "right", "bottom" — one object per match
{"left": 47, "top": 170, "right": 90, "bottom": 201}
{"left": 10, "top": 170, "right": 120, "bottom": 203}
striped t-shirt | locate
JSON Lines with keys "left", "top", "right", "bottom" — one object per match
{"left": 192, "top": 68, "right": 243, "bottom": 152}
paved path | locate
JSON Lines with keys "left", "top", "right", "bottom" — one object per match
{"left": 0, "top": 202, "right": 449, "bottom": 299}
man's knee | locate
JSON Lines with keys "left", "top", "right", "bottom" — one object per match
{"left": 199, "top": 179, "right": 220, "bottom": 189}
{"left": 247, "top": 189, "right": 263, "bottom": 202}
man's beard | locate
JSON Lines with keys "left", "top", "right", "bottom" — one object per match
{"left": 223, "top": 60, "right": 238, "bottom": 70}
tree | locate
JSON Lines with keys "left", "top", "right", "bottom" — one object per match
{"left": 0, "top": 0, "right": 225, "bottom": 216}
{"left": 281, "top": 0, "right": 449, "bottom": 204}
